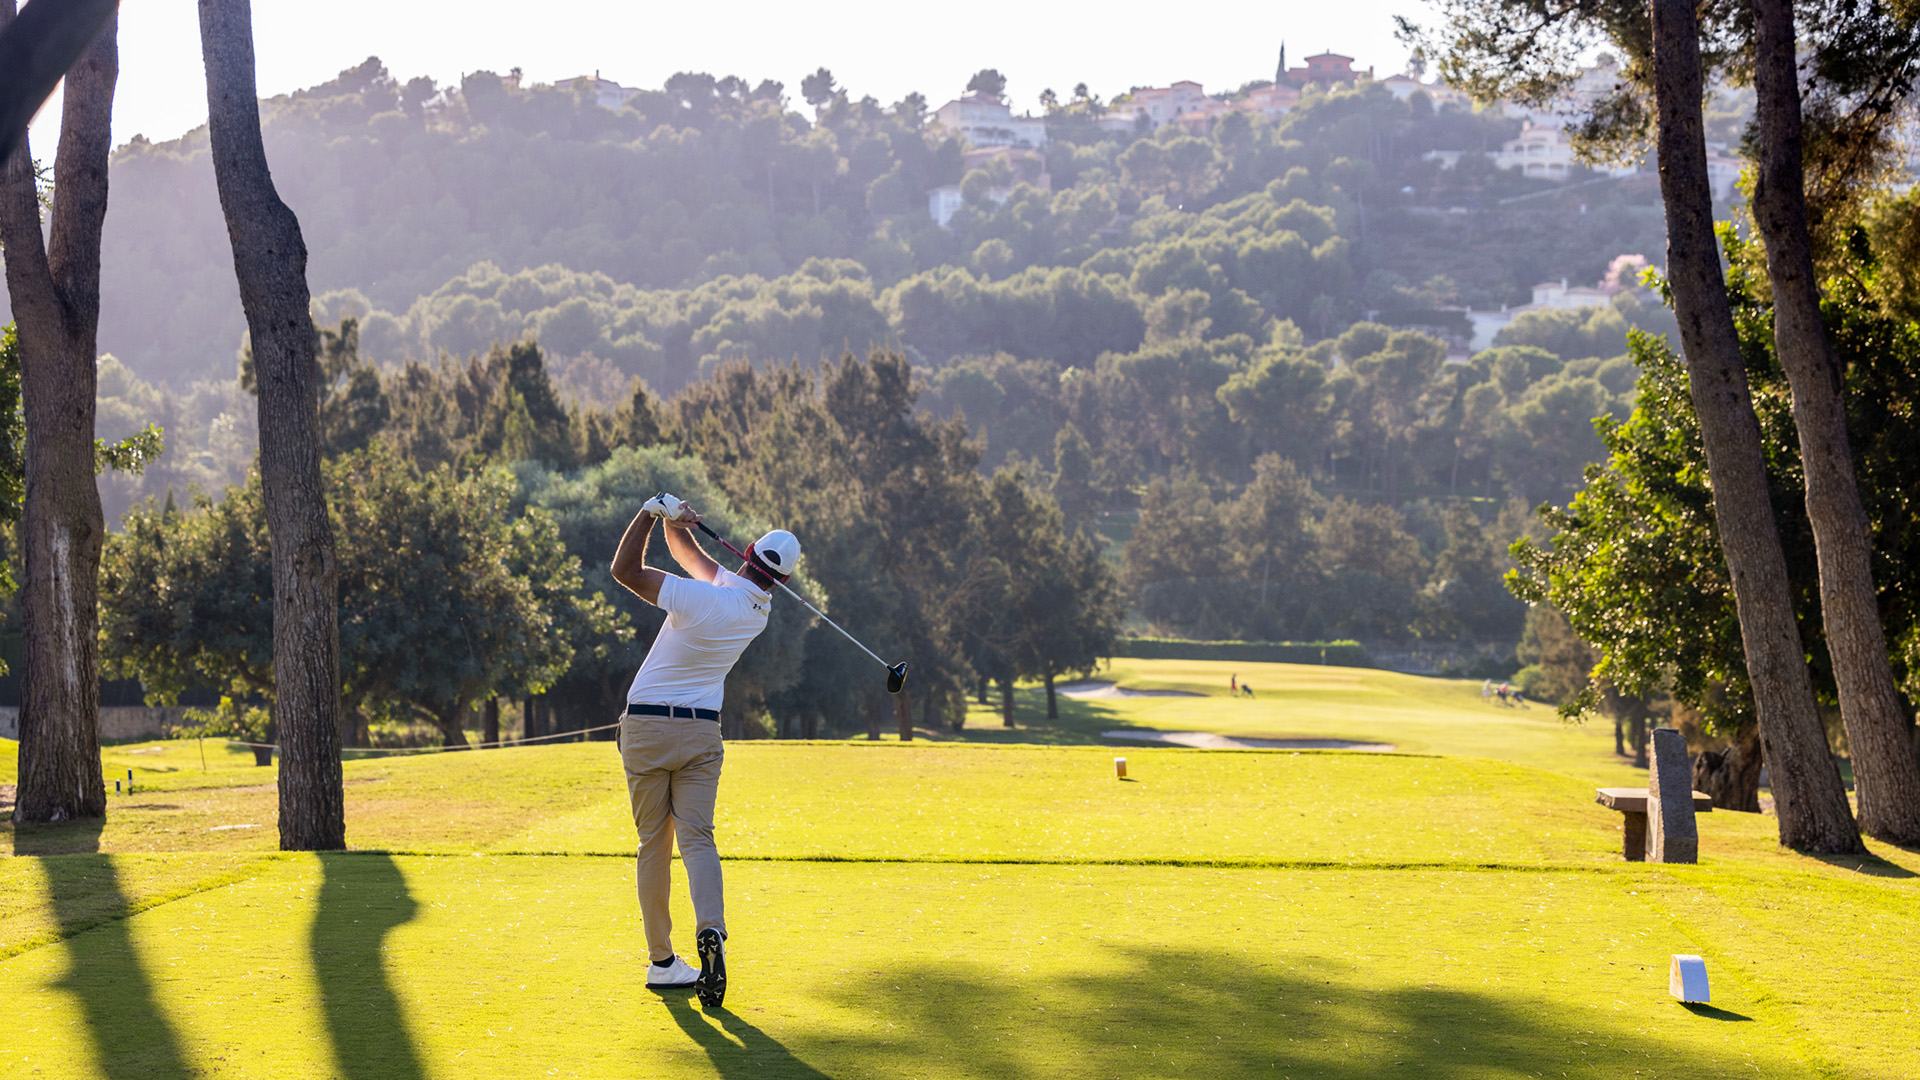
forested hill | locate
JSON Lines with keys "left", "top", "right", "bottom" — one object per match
{"left": 45, "top": 58, "right": 1667, "bottom": 392}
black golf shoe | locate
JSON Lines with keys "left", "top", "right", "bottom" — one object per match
{"left": 696, "top": 927, "right": 727, "bottom": 1007}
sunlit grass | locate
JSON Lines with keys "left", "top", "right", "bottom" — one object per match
{"left": 1, "top": 662, "right": 1917, "bottom": 1078}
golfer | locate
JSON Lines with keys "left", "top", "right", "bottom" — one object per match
{"left": 609, "top": 491, "right": 801, "bottom": 1007}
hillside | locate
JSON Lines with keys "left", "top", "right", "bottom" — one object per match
{"left": 7, "top": 58, "right": 1667, "bottom": 392}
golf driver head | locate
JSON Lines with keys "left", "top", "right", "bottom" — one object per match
{"left": 887, "top": 662, "right": 908, "bottom": 695}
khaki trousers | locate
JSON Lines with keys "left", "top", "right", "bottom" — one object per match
{"left": 618, "top": 716, "right": 726, "bottom": 962}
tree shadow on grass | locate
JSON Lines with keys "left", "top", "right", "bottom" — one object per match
{"left": 311, "top": 852, "right": 425, "bottom": 1080}
{"left": 33, "top": 821, "right": 195, "bottom": 1080}
{"left": 659, "top": 993, "right": 834, "bottom": 1079}
{"left": 814, "top": 947, "right": 1809, "bottom": 1079}
{"left": 1807, "top": 852, "right": 1918, "bottom": 878}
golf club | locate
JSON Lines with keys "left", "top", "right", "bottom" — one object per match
{"left": 692, "top": 520, "right": 909, "bottom": 694}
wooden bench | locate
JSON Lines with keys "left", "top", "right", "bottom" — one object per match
{"left": 1595, "top": 787, "right": 1712, "bottom": 861}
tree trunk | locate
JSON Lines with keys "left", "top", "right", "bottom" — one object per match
{"left": 976, "top": 671, "right": 988, "bottom": 706}
{"left": 1693, "top": 725, "right": 1764, "bottom": 813}
{"left": 1001, "top": 679, "right": 1015, "bottom": 727}
{"left": 1045, "top": 671, "right": 1058, "bottom": 719}
{"left": 201, "top": 0, "right": 344, "bottom": 850}
{"left": 483, "top": 697, "right": 500, "bottom": 747}
{"left": 0, "top": 8, "right": 113, "bottom": 824}
{"left": 895, "top": 685, "right": 913, "bottom": 741}
{"left": 1614, "top": 715, "right": 1624, "bottom": 758}
{"left": 1750, "top": 0, "right": 1920, "bottom": 846}
{"left": 432, "top": 705, "right": 471, "bottom": 749}
{"left": 1631, "top": 713, "right": 1649, "bottom": 769}
{"left": 0, "top": 0, "right": 118, "bottom": 163}
{"left": 865, "top": 694, "right": 881, "bottom": 740}
{"left": 922, "top": 685, "right": 939, "bottom": 733}
{"left": 1649, "top": 0, "right": 1863, "bottom": 854}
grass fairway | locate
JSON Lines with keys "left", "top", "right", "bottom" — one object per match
{"left": 3, "top": 662, "right": 1918, "bottom": 1078}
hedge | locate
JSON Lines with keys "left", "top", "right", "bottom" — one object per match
{"left": 1109, "top": 638, "right": 1371, "bottom": 666}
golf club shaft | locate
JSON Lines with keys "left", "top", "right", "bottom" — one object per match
{"left": 694, "top": 521, "right": 893, "bottom": 671}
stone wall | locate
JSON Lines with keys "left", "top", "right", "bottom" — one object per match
{"left": 0, "top": 706, "right": 190, "bottom": 742}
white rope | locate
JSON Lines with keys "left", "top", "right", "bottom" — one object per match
{"left": 221, "top": 721, "right": 623, "bottom": 754}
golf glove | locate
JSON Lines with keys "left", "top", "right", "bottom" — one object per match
{"left": 642, "top": 492, "right": 685, "bottom": 519}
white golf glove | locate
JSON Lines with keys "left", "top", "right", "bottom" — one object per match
{"left": 642, "top": 492, "right": 685, "bottom": 519}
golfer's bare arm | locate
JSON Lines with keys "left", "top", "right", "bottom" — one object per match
{"left": 610, "top": 505, "right": 719, "bottom": 604}
{"left": 610, "top": 510, "right": 668, "bottom": 604}
{"left": 662, "top": 521, "right": 719, "bottom": 584}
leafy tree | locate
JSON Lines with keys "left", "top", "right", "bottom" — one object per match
{"left": 514, "top": 444, "right": 811, "bottom": 738}
{"left": 983, "top": 469, "right": 1123, "bottom": 718}
{"left": 1414, "top": 0, "right": 1871, "bottom": 854}
{"left": 966, "top": 69, "right": 1008, "bottom": 100}
{"left": 801, "top": 67, "right": 838, "bottom": 110}
{"left": 1416, "top": 502, "right": 1525, "bottom": 642}
{"left": 100, "top": 449, "right": 611, "bottom": 748}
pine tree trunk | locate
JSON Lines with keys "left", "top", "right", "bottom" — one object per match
{"left": 895, "top": 685, "right": 913, "bottom": 741}
{"left": 1614, "top": 716, "right": 1624, "bottom": 757}
{"left": 1750, "top": 0, "right": 1920, "bottom": 845}
{"left": 201, "top": 0, "right": 344, "bottom": 851}
{"left": 0, "top": 9, "right": 114, "bottom": 824}
{"left": 1650, "top": 0, "right": 1862, "bottom": 853}
{"left": 1045, "top": 671, "right": 1058, "bottom": 719}
{"left": 483, "top": 697, "right": 500, "bottom": 747}
{"left": 1001, "top": 680, "right": 1015, "bottom": 727}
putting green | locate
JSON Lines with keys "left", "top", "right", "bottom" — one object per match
{"left": 3, "top": 663, "right": 1918, "bottom": 1078}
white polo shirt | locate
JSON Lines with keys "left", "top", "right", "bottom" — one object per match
{"left": 625, "top": 568, "right": 771, "bottom": 713}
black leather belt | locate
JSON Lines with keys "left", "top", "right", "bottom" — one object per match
{"left": 626, "top": 703, "right": 719, "bottom": 721}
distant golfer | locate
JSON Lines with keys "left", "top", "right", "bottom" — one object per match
{"left": 609, "top": 491, "right": 801, "bottom": 1008}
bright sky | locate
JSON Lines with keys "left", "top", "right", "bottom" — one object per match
{"left": 25, "top": 0, "right": 1429, "bottom": 151}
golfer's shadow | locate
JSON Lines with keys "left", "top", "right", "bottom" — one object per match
{"left": 661, "top": 994, "right": 832, "bottom": 1079}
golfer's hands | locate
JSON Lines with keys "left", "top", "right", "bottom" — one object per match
{"left": 643, "top": 493, "right": 701, "bottom": 530}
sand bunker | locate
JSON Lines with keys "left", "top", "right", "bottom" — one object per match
{"left": 1101, "top": 730, "right": 1396, "bottom": 752}
{"left": 1058, "top": 680, "right": 1204, "bottom": 699}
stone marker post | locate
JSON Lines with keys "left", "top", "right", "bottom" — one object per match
{"left": 1647, "top": 728, "right": 1699, "bottom": 863}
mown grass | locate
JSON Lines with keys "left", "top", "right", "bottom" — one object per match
{"left": 1, "top": 661, "right": 1916, "bottom": 1078}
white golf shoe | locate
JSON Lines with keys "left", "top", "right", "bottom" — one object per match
{"left": 646, "top": 955, "right": 699, "bottom": 989}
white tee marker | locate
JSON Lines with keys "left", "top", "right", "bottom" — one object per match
{"left": 1670, "top": 955, "right": 1710, "bottom": 1003}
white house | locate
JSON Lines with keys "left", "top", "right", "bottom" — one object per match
{"left": 928, "top": 186, "right": 966, "bottom": 228}
{"left": 1491, "top": 123, "right": 1580, "bottom": 180}
{"left": 1463, "top": 277, "right": 1620, "bottom": 350}
{"left": 1489, "top": 122, "right": 1639, "bottom": 181}
{"left": 932, "top": 93, "right": 1048, "bottom": 149}
{"left": 1108, "top": 81, "right": 1211, "bottom": 129}
{"left": 553, "top": 73, "right": 641, "bottom": 111}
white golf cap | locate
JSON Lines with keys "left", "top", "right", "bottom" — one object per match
{"left": 749, "top": 529, "right": 801, "bottom": 578}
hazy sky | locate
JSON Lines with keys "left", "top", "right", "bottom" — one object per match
{"left": 26, "top": 0, "right": 1430, "bottom": 151}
